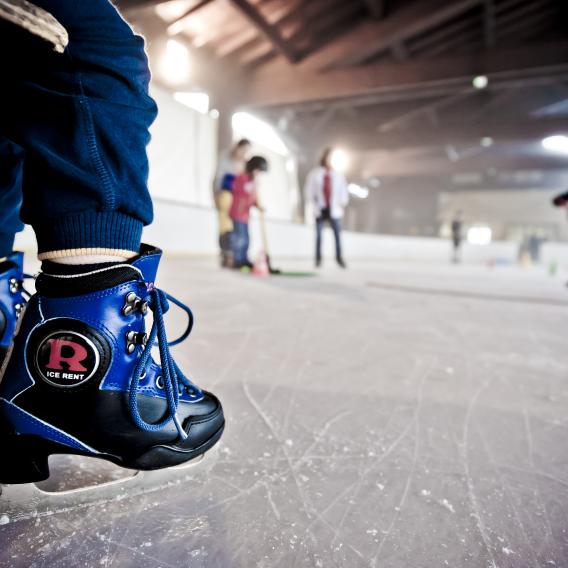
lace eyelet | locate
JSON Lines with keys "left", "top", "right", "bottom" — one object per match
{"left": 9, "top": 278, "right": 19, "bottom": 294}
{"left": 155, "top": 375, "right": 164, "bottom": 389}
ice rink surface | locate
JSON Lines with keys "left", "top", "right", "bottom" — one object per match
{"left": 1, "top": 256, "right": 568, "bottom": 568}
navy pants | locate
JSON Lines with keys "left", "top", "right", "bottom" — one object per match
{"left": 316, "top": 209, "right": 343, "bottom": 261}
{"left": 232, "top": 221, "right": 250, "bottom": 266}
{"left": 0, "top": 0, "right": 157, "bottom": 258}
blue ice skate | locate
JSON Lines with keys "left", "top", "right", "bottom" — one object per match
{"left": 0, "top": 245, "right": 224, "bottom": 484}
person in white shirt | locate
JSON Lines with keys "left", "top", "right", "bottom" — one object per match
{"left": 213, "top": 138, "right": 251, "bottom": 267}
{"left": 304, "top": 147, "right": 349, "bottom": 268}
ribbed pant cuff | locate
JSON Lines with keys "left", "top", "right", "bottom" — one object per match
{"left": 34, "top": 211, "right": 143, "bottom": 256}
{"left": 0, "top": 233, "right": 16, "bottom": 258}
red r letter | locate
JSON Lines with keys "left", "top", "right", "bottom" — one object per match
{"left": 46, "top": 339, "right": 88, "bottom": 372}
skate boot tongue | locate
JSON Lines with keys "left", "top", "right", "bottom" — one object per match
{"left": 130, "top": 244, "right": 162, "bottom": 287}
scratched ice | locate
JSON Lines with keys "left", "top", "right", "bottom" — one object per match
{"left": 1, "top": 258, "right": 568, "bottom": 567}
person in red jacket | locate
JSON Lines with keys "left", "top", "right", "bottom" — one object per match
{"left": 229, "top": 156, "right": 269, "bottom": 268}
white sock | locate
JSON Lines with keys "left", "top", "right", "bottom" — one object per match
{"left": 50, "top": 254, "right": 131, "bottom": 265}
{"left": 38, "top": 248, "right": 138, "bottom": 264}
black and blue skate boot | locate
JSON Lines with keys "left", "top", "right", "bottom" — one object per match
{"left": 0, "top": 252, "right": 29, "bottom": 366}
{"left": 0, "top": 245, "right": 224, "bottom": 484}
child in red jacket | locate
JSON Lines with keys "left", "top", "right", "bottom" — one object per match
{"left": 229, "top": 156, "right": 269, "bottom": 268}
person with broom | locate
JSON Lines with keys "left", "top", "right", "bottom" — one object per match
{"left": 229, "top": 156, "right": 269, "bottom": 269}
{"left": 214, "top": 138, "right": 251, "bottom": 267}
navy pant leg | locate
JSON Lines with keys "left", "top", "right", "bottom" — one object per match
{"left": 233, "top": 222, "right": 250, "bottom": 265}
{"left": 0, "top": 0, "right": 157, "bottom": 257}
{"left": 331, "top": 218, "right": 343, "bottom": 260}
{"left": 315, "top": 218, "right": 324, "bottom": 261}
{"left": 243, "top": 223, "right": 250, "bottom": 263}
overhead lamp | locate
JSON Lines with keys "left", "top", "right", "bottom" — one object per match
{"left": 160, "top": 39, "right": 190, "bottom": 85}
{"left": 472, "top": 75, "right": 488, "bottom": 89}
{"left": 542, "top": 135, "right": 568, "bottom": 155}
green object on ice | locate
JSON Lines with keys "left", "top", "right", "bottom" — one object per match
{"left": 275, "top": 271, "right": 318, "bottom": 278}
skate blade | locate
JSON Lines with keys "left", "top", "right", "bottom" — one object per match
{"left": 0, "top": 450, "right": 216, "bottom": 525}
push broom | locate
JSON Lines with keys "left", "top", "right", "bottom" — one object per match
{"left": 255, "top": 210, "right": 281, "bottom": 275}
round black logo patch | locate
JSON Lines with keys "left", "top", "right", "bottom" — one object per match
{"left": 35, "top": 330, "right": 100, "bottom": 388}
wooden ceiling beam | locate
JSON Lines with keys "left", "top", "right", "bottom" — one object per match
{"left": 244, "top": 41, "right": 568, "bottom": 107}
{"left": 229, "top": 0, "right": 299, "bottom": 62}
{"left": 312, "top": 0, "right": 484, "bottom": 70}
{"left": 363, "top": 0, "right": 387, "bottom": 20}
{"left": 165, "top": 0, "right": 215, "bottom": 34}
{"left": 377, "top": 90, "right": 475, "bottom": 132}
{"left": 314, "top": 116, "right": 568, "bottom": 152}
{"left": 408, "top": 15, "right": 478, "bottom": 56}
{"left": 496, "top": 2, "right": 556, "bottom": 42}
{"left": 356, "top": 147, "right": 568, "bottom": 177}
{"left": 419, "top": 26, "right": 481, "bottom": 57}
{"left": 483, "top": 0, "right": 496, "bottom": 47}
{"left": 289, "top": 0, "right": 366, "bottom": 56}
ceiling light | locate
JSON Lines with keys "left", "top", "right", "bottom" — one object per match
{"left": 160, "top": 39, "right": 191, "bottom": 85}
{"left": 472, "top": 75, "right": 488, "bottom": 89}
{"left": 542, "top": 135, "right": 568, "bottom": 155}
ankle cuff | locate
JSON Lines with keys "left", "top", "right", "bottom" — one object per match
{"left": 34, "top": 212, "right": 143, "bottom": 258}
{"left": 38, "top": 248, "right": 138, "bottom": 261}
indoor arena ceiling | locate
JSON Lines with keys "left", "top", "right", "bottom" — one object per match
{"left": 120, "top": 0, "right": 568, "bottom": 190}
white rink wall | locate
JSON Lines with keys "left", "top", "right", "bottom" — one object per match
{"left": 14, "top": 199, "right": 568, "bottom": 265}
{"left": 138, "top": 199, "right": 561, "bottom": 264}
{"left": 144, "top": 200, "right": 568, "bottom": 265}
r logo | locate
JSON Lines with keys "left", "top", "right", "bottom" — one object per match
{"left": 34, "top": 330, "right": 100, "bottom": 388}
{"left": 46, "top": 339, "right": 88, "bottom": 372}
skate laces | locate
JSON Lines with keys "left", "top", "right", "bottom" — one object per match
{"left": 128, "top": 287, "right": 201, "bottom": 441}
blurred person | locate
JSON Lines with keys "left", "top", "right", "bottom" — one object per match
{"left": 214, "top": 139, "right": 251, "bottom": 267}
{"left": 229, "top": 156, "right": 268, "bottom": 269}
{"left": 552, "top": 190, "right": 568, "bottom": 285}
{"left": 528, "top": 233, "right": 547, "bottom": 264}
{"left": 552, "top": 190, "right": 568, "bottom": 209}
{"left": 0, "top": 0, "right": 223, "bottom": 485}
{"left": 451, "top": 211, "right": 464, "bottom": 264}
{"left": 304, "top": 147, "right": 349, "bottom": 269}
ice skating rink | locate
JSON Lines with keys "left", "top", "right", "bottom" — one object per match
{"left": 1, "top": 257, "right": 568, "bottom": 568}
